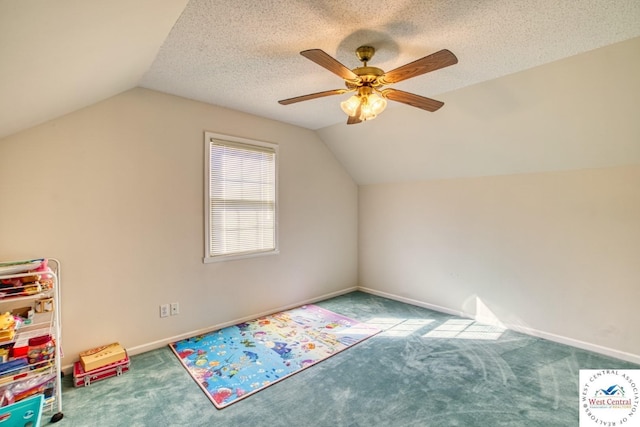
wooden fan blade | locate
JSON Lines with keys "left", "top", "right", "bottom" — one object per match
{"left": 347, "top": 115, "right": 362, "bottom": 125}
{"left": 381, "top": 88, "right": 444, "bottom": 112}
{"left": 347, "top": 103, "right": 362, "bottom": 125}
{"left": 278, "top": 89, "right": 347, "bottom": 105}
{"left": 379, "top": 49, "right": 458, "bottom": 85}
{"left": 301, "top": 49, "right": 359, "bottom": 81}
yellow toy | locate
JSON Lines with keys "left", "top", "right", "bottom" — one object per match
{"left": 0, "top": 312, "right": 16, "bottom": 342}
{"left": 0, "top": 312, "right": 14, "bottom": 331}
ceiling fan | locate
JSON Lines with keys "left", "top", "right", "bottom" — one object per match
{"left": 278, "top": 45, "right": 458, "bottom": 124}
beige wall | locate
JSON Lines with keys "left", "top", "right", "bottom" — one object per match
{"left": 1, "top": 38, "right": 638, "bottom": 370}
{"left": 0, "top": 88, "right": 358, "bottom": 367}
{"left": 359, "top": 165, "right": 640, "bottom": 361}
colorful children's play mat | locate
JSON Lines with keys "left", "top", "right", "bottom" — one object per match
{"left": 170, "top": 304, "right": 381, "bottom": 408}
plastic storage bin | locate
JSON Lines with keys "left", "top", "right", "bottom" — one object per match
{"left": 0, "top": 394, "right": 43, "bottom": 426}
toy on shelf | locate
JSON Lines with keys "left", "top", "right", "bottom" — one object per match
{"left": 0, "top": 259, "right": 53, "bottom": 300}
{"left": 0, "top": 313, "right": 17, "bottom": 343}
{"left": 0, "top": 260, "right": 44, "bottom": 276}
{"left": 0, "top": 258, "right": 63, "bottom": 423}
{"left": 35, "top": 298, "right": 54, "bottom": 313}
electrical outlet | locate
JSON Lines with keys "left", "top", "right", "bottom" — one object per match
{"left": 170, "top": 302, "right": 179, "bottom": 316}
{"left": 160, "top": 304, "right": 170, "bottom": 318}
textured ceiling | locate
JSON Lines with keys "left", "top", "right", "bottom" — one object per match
{"left": 2, "top": 0, "right": 640, "bottom": 183}
{"left": 140, "top": 0, "right": 640, "bottom": 130}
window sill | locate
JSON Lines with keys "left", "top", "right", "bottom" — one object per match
{"left": 203, "top": 249, "right": 279, "bottom": 264}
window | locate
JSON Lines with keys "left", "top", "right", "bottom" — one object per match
{"left": 204, "top": 132, "right": 278, "bottom": 262}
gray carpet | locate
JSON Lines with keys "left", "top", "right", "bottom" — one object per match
{"left": 47, "top": 291, "right": 638, "bottom": 426}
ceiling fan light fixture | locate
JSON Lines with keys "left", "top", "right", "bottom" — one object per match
{"left": 360, "top": 93, "right": 387, "bottom": 120}
{"left": 340, "top": 94, "right": 361, "bottom": 117}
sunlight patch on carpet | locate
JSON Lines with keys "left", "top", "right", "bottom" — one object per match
{"left": 423, "top": 319, "right": 505, "bottom": 340}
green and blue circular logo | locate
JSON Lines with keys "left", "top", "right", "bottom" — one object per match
{"left": 580, "top": 369, "right": 639, "bottom": 426}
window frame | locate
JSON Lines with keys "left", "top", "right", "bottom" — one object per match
{"left": 203, "top": 131, "right": 279, "bottom": 263}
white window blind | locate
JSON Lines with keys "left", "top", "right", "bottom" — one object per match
{"left": 205, "top": 133, "right": 278, "bottom": 262}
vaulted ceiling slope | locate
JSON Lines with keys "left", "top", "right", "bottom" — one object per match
{"left": 0, "top": 0, "right": 189, "bottom": 140}
{"left": 318, "top": 36, "right": 640, "bottom": 184}
{"left": 1, "top": 1, "right": 639, "bottom": 182}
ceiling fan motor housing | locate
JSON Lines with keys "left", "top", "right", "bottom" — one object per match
{"left": 355, "top": 45, "right": 375, "bottom": 63}
{"left": 345, "top": 66, "right": 385, "bottom": 89}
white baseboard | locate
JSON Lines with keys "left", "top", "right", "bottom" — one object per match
{"left": 358, "top": 287, "right": 468, "bottom": 318}
{"left": 61, "top": 287, "right": 359, "bottom": 374}
{"left": 357, "top": 286, "right": 640, "bottom": 365}
{"left": 62, "top": 285, "right": 638, "bottom": 373}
